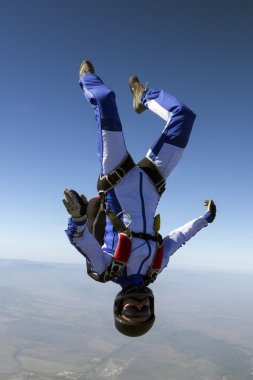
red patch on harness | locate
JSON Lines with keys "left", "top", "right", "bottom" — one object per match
{"left": 114, "top": 233, "right": 131, "bottom": 263}
{"left": 152, "top": 245, "right": 164, "bottom": 270}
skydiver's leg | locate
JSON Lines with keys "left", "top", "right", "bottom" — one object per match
{"left": 79, "top": 73, "right": 128, "bottom": 176}
{"left": 142, "top": 89, "right": 196, "bottom": 179}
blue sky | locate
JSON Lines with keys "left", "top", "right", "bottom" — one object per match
{"left": 0, "top": 0, "right": 252, "bottom": 272}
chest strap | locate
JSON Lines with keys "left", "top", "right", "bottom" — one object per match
{"left": 106, "top": 208, "right": 162, "bottom": 244}
{"left": 132, "top": 231, "right": 163, "bottom": 244}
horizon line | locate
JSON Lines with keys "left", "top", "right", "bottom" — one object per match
{"left": 0, "top": 256, "right": 252, "bottom": 275}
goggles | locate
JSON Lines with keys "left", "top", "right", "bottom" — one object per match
{"left": 122, "top": 305, "right": 151, "bottom": 319}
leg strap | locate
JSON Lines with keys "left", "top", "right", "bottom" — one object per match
{"left": 137, "top": 157, "right": 166, "bottom": 196}
{"left": 97, "top": 153, "right": 135, "bottom": 194}
{"left": 97, "top": 153, "right": 165, "bottom": 196}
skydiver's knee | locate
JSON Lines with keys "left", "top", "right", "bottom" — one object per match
{"left": 95, "top": 88, "right": 115, "bottom": 102}
{"left": 174, "top": 104, "right": 196, "bottom": 121}
{"left": 89, "top": 88, "right": 116, "bottom": 110}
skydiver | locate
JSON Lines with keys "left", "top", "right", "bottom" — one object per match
{"left": 63, "top": 60, "right": 216, "bottom": 337}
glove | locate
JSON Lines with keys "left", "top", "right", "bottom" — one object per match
{"left": 63, "top": 189, "right": 88, "bottom": 223}
{"left": 204, "top": 199, "right": 216, "bottom": 223}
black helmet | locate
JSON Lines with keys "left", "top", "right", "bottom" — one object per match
{"left": 113, "top": 286, "right": 155, "bottom": 337}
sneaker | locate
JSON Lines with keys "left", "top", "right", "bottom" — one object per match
{"left": 79, "top": 59, "right": 95, "bottom": 77}
{"left": 129, "top": 75, "right": 148, "bottom": 114}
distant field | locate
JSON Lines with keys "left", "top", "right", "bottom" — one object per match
{"left": 0, "top": 259, "right": 253, "bottom": 380}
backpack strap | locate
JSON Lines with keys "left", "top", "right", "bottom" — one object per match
{"left": 86, "top": 197, "right": 106, "bottom": 246}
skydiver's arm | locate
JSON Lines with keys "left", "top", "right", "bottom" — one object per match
{"left": 160, "top": 200, "right": 216, "bottom": 271}
{"left": 62, "top": 189, "right": 112, "bottom": 274}
{"left": 160, "top": 216, "right": 208, "bottom": 270}
{"left": 65, "top": 218, "right": 112, "bottom": 274}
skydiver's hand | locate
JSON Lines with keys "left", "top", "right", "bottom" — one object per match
{"left": 62, "top": 189, "right": 88, "bottom": 223}
{"left": 204, "top": 199, "right": 216, "bottom": 223}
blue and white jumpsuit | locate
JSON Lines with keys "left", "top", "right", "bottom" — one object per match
{"left": 66, "top": 73, "right": 209, "bottom": 288}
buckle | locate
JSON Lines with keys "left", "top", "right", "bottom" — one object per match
{"left": 110, "top": 260, "right": 125, "bottom": 277}
{"left": 107, "top": 167, "right": 125, "bottom": 187}
{"left": 156, "top": 179, "right": 166, "bottom": 195}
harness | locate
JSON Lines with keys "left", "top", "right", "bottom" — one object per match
{"left": 97, "top": 153, "right": 166, "bottom": 196}
{"left": 87, "top": 152, "right": 166, "bottom": 286}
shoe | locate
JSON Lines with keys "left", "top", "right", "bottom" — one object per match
{"left": 129, "top": 75, "right": 148, "bottom": 114}
{"left": 79, "top": 59, "right": 95, "bottom": 77}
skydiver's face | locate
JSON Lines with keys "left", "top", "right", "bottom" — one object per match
{"left": 121, "top": 297, "right": 151, "bottom": 323}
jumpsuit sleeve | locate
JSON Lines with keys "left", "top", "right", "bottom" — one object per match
{"left": 65, "top": 218, "right": 113, "bottom": 275}
{"left": 160, "top": 216, "right": 208, "bottom": 271}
